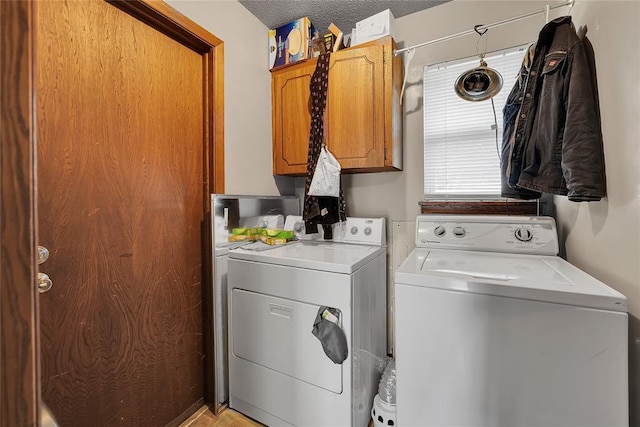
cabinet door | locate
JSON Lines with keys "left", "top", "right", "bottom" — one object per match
{"left": 272, "top": 60, "right": 316, "bottom": 175}
{"left": 327, "top": 44, "right": 385, "bottom": 170}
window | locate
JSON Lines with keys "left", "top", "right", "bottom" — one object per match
{"left": 423, "top": 45, "right": 528, "bottom": 199}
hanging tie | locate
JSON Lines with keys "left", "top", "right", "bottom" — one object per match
{"left": 303, "top": 53, "right": 347, "bottom": 238}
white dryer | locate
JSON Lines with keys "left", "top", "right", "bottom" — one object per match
{"left": 395, "top": 215, "right": 628, "bottom": 427}
{"left": 228, "top": 217, "right": 387, "bottom": 427}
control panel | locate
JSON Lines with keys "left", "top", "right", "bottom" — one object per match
{"left": 333, "top": 217, "right": 386, "bottom": 245}
{"left": 415, "top": 215, "right": 558, "bottom": 255}
{"left": 284, "top": 216, "right": 386, "bottom": 246}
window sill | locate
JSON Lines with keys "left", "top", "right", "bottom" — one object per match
{"left": 419, "top": 200, "right": 541, "bottom": 216}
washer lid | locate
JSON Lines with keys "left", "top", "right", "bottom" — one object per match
{"left": 229, "top": 241, "right": 385, "bottom": 274}
{"left": 395, "top": 249, "right": 627, "bottom": 312}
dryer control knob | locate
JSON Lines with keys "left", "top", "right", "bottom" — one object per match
{"left": 434, "top": 226, "right": 446, "bottom": 237}
{"left": 514, "top": 227, "right": 533, "bottom": 242}
{"left": 364, "top": 227, "right": 372, "bottom": 236}
{"left": 350, "top": 226, "right": 358, "bottom": 235}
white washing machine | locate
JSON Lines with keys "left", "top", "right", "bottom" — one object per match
{"left": 228, "top": 217, "right": 387, "bottom": 427}
{"left": 394, "top": 215, "right": 628, "bottom": 427}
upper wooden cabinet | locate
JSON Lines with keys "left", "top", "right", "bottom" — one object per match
{"left": 272, "top": 36, "right": 403, "bottom": 176}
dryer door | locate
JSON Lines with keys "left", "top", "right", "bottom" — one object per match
{"left": 231, "top": 289, "right": 343, "bottom": 393}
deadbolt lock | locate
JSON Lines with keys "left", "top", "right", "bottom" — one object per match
{"left": 38, "top": 246, "right": 50, "bottom": 265}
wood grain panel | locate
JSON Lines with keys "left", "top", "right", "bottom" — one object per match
{"left": 36, "top": 0, "right": 212, "bottom": 425}
{"left": 327, "top": 45, "right": 384, "bottom": 167}
{"left": 108, "top": 0, "right": 223, "bottom": 52}
{"left": 210, "top": 45, "right": 225, "bottom": 195}
{"left": 271, "top": 37, "right": 402, "bottom": 176}
{"left": 107, "top": 0, "right": 225, "bottom": 194}
{"left": 106, "top": 1, "right": 226, "bottom": 408}
{"left": 419, "top": 201, "right": 540, "bottom": 215}
{"left": 0, "top": 2, "right": 39, "bottom": 426}
{"left": 389, "top": 38, "right": 403, "bottom": 169}
{"left": 179, "top": 406, "right": 262, "bottom": 427}
{"left": 272, "top": 62, "right": 315, "bottom": 174}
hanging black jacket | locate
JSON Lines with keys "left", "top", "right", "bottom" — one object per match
{"left": 502, "top": 16, "right": 606, "bottom": 201}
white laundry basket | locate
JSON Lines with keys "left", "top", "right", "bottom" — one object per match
{"left": 371, "top": 394, "right": 396, "bottom": 427}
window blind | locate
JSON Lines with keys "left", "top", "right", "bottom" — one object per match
{"left": 423, "top": 45, "right": 528, "bottom": 199}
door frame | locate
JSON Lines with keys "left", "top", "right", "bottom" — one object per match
{"left": 0, "top": 1, "right": 224, "bottom": 424}
{"left": 1, "top": 1, "right": 39, "bottom": 425}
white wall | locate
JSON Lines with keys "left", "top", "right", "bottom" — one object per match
{"left": 166, "top": 0, "right": 283, "bottom": 196}
{"left": 552, "top": 1, "right": 640, "bottom": 422}
{"left": 554, "top": 0, "right": 640, "bottom": 319}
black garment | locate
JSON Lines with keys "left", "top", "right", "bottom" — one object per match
{"left": 502, "top": 16, "right": 606, "bottom": 202}
{"left": 303, "top": 53, "right": 347, "bottom": 236}
{"left": 501, "top": 43, "right": 541, "bottom": 200}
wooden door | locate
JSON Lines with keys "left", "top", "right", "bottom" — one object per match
{"left": 326, "top": 44, "right": 385, "bottom": 170}
{"left": 272, "top": 60, "right": 316, "bottom": 175}
{"left": 34, "top": 1, "right": 223, "bottom": 425}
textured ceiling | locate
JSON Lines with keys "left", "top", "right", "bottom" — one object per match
{"left": 238, "top": 0, "right": 449, "bottom": 37}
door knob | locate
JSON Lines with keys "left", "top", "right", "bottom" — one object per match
{"left": 38, "top": 246, "right": 49, "bottom": 265}
{"left": 37, "top": 272, "right": 53, "bottom": 293}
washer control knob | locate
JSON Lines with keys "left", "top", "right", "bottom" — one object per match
{"left": 434, "top": 226, "right": 446, "bottom": 237}
{"left": 515, "top": 227, "right": 533, "bottom": 242}
{"left": 364, "top": 227, "right": 372, "bottom": 236}
{"left": 293, "top": 221, "right": 305, "bottom": 233}
{"left": 350, "top": 226, "right": 358, "bottom": 235}
{"left": 452, "top": 226, "right": 466, "bottom": 238}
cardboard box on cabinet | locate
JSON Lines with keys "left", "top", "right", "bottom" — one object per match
{"left": 269, "top": 17, "right": 320, "bottom": 70}
{"left": 351, "top": 9, "right": 395, "bottom": 46}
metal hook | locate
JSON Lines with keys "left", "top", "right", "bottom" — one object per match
{"left": 474, "top": 25, "right": 489, "bottom": 61}
{"left": 474, "top": 25, "right": 487, "bottom": 36}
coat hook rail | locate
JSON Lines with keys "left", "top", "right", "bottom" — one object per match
{"left": 394, "top": 0, "right": 575, "bottom": 56}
